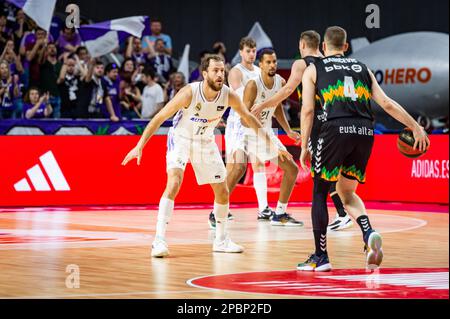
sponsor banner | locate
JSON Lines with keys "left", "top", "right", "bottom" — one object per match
{"left": 0, "top": 119, "right": 172, "bottom": 136}
{"left": 0, "top": 135, "right": 447, "bottom": 207}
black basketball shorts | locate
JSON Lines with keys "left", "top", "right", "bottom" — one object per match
{"left": 311, "top": 118, "right": 375, "bottom": 184}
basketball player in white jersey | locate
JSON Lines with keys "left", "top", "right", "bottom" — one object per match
{"left": 251, "top": 31, "right": 353, "bottom": 231}
{"left": 214, "top": 37, "right": 276, "bottom": 226}
{"left": 232, "top": 48, "right": 303, "bottom": 226}
{"left": 122, "top": 57, "right": 292, "bottom": 258}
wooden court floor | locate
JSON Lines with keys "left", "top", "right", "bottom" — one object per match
{"left": 0, "top": 204, "right": 448, "bottom": 299}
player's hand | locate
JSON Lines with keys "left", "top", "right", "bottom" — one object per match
{"left": 287, "top": 130, "right": 301, "bottom": 145}
{"left": 251, "top": 103, "right": 264, "bottom": 116}
{"left": 278, "top": 149, "right": 293, "bottom": 162}
{"left": 412, "top": 125, "right": 430, "bottom": 153}
{"left": 122, "top": 146, "right": 143, "bottom": 166}
{"left": 299, "top": 148, "right": 311, "bottom": 171}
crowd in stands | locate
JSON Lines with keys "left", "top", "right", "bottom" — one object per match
{"left": 0, "top": 1, "right": 234, "bottom": 122}
{"left": 0, "top": 1, "right": 301, "bottom": 129}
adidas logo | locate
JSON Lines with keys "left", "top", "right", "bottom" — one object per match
{"left": 14, "top": 151, "right": 70, "bottom": 192}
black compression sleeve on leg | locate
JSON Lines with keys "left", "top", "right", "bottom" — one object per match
{"left": 312, "top": 177, "right": 332, "bottom": 256}
{"left": 330, "top": 182, "right": 347, "bottom": 218}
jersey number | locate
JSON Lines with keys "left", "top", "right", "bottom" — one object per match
{"left": 260, "top": 111, "right": 270, "bottom": 121}
{"left": 344, "top": 76, "right": 358, "bottom": 101}
{"left": 195, "top": 126, "right": 208, "bottom": 135}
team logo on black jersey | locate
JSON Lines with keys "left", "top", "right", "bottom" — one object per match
{"left": 217, "top": 106, "right": 225, "bottom": 111}
{"left": 195, "top": 103, "right": 202, "bottom": 112}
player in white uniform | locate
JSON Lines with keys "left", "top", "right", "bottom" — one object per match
{"left": 216, "top": 37, "right": 275, "bottom": 226}
{"left": 235, "top": 48, "right": 303, "bottom": 226}
{"left": 122, "top": 56, "right": 292, "bottom": 258}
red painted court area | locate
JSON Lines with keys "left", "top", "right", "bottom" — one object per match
{"left": 189, "top": 268, "right": 449, "bottom": 299}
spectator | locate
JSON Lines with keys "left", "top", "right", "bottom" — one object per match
{"left": 12, "top": 9, "right": 29, "bottom": 52}
{"left": 57, "top": 54, "right": 81, "bottom": 118}
{"left": 57, "top": 26, "right": 81, "bottom": 56}
{"left": 189, "top": 50, "right": 210, "bottom": 83}
{"left": 78, "top": 59, "right": 115, "bottom": 120}
{"left": 164, "top": 71, "right": 186, "bottom": 102}
{"left": 142, "top": 19, "right": 172, "bottom": 55}
{"left": 125, "top": 36, "right": 150, "bottom": 66}
{"left": 132, "top": 62, "right": 147, "bottom": 91}
{"left": 1, "top": 39, "right": 23, "bottom": 75}
{"left": 101, "top": 63, "right": 121, "bottom": 120}
{"left": 120, "top": 78, "right": 142, "bottom": 119}
{"left": 140, "top": 66, "right": 164, "bottom": 119}
{"left": 0, "top": 11, "right": 12, "bottom": 53}
{"left": 22, "top": 88, "right": 52, "bottom": 119}
{"left": 74, "top": 46, "right": 90, "bottom": 77}
{"left": 119, "top": 57, "right": 135, "bottom": 83}
{"left": 212, "top": 41, "right": 227, "bottom": 61}
{"left": 0, "top": 59, "right": 20, "bottom": 119}
{"left": 21, "top": 28, "right": 54, "bottom": 88}
{"left": 39, "top": 42, "right": 62, "bottom": 118}
{"left": 148, "top": 38, "right": 175, "bottom": 84}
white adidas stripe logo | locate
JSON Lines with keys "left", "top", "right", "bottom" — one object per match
{"left": 14, "top": 151, "right": 70, "bottom": 192}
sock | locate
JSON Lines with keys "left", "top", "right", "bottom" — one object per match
{"left": 331, "top": 192, "right": 347, "bottom": 217}
{"left": 275, "top": 201, "right": 287, "bottom": 216}
{"left": 214, "top": 202, "right": 229, "bottom": 242}
{"left": 312, "top": 177, "right": 332, "bottom": 256}
{"left": 155, "top": 197, "right": 174, "bottom": 241}
{"left": 314, "top": 230, "right": 327, "bottom": 256}
{"left": 357, "top": 215, "right": 373, "bottom": 242}
{"left": 253, "top": 172, "right": 268, "bottom": 212}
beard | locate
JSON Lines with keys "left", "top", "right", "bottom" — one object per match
{"left": 206, "top": 77, "right": 223, "bottom": 92}
{"left": 268, "top": 70, "right": 276, "bottom": 77}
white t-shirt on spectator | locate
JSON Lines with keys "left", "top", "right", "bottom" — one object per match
{"left": 141, "top": 83, "right": 164, "bottom": 119}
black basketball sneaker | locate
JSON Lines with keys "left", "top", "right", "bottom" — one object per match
{"left": 297, "top": 253, "right": 332, "bottom": 272}
{"left": 208, "top": 211, "right": 234, "bottom": 229}
{"left": 257, "top": 206, "right": 275, "bottom": 221}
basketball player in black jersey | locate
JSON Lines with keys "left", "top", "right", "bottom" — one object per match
{"left": 298, "top": 26, "right": 430, "bottom": 271}
{"left": 252, "top": 31, "right": 352, "bottom": 231}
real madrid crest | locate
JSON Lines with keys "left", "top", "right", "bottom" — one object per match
{"left": 261, "top": 92, "right": 266, "bottom": 99}
{"left": 195, "top": 103, "right": 202, "bottom": 112}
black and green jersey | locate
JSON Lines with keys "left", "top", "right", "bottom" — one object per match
{"left": 297, "top": 56, "right": 324, "bottom": 140}
{"left": 314, "top": 54, "right": 374, "bottom": 121}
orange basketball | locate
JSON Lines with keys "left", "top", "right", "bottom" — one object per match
{"left": 397, "top": 128, "right": 427, "bottom": 158}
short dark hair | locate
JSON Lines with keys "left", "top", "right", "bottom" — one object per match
{"left": 143, "top": 66, "right": 156, "bottom": 79}
{"left": 200, "top": 54, "right": 225, "bottom": 72}
{"left": 258, "top": 48, "right": 276, "bottom": 62}
{"left": 24, "top": 86, "right": 41, "bottom": 104}
{"left": 105, "top": 63, "right": 119, "bottom": 73}
{"left": 300, "top": 30, "right": 321, "bottom": 49}
{"left": 155, "top": 38, "right": 165, "bottom": 46}
{"left": 76, "top": 46, "right": 88, "bottom": 55}
{"left": 324, "top": 26, "right": 347, "bottom": 50}
{"left": 239, "top": 37, "right": 256, "bottom": 50}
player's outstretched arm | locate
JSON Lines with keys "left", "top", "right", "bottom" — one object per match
{"left": 274, "top": 78, "right": 301, "bottom": 144}
{"left": 230, "top": 90, "right": 293, "bottom": 162}
{"left": 228, "top": 67, "right": 243, "bottom": 92}
{"left": 369, "top": 70, "right": 430, "bottom": 152}
{"left": 122, "top": 85, "right": 192, "bottom": 166}
{"left": 299, "top": 65, "right": 316, "bottom": 170}
{"left": 252, "top": 59, "right": 306, "bottom": 115}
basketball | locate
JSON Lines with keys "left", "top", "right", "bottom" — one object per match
{"left": 397, "top": 128, "right": 427, "bottom": 158}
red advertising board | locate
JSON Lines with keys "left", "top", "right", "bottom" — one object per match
{"left": 0, "top": 135, "right": 447, "bottom": 207}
